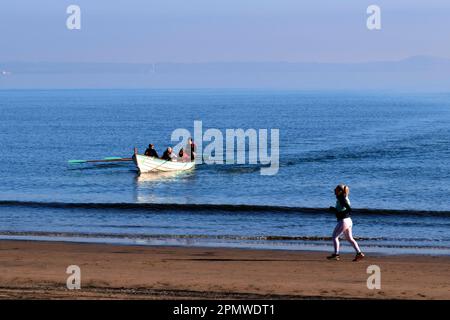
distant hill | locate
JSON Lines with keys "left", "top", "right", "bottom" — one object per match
{"left": 1, "top": 56, "right": 450, "bottom": 90}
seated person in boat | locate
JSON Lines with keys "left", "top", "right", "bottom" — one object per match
{"left": 178, "top": 148, "right": 190, "bottom": 162}
{"left": 187, "top": 137, "right": 196, "bottom": 161}
{"left": 144, "top": 144, "right": 159, "bottom": 158}
{"left": 161, "top": 147, "right": 177, "bottom": 161}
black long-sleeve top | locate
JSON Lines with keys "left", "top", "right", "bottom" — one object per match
{"left": 331, "top": 195, "right": 352, "bottom": 221}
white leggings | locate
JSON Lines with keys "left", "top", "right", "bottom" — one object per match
{"left": 332, "top": 218, "right": 361, "bottom": 254}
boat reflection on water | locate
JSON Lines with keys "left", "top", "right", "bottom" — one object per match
{"left": 136, "top": 171, "right": 188, "bottom": 183}
{"left": 134, "top": 170, "right": 197, "bottom": 203}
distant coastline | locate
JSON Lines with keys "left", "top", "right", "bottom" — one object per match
{"left": 1, "top": 56, "right": 450, "bottom": 90}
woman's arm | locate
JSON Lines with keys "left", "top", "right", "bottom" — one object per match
{"left": 342, "top": 198, "right": 352, "bottom": 213}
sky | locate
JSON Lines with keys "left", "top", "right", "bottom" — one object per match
{"left": 1, "top": 0, "right": 450, "bottom": 63}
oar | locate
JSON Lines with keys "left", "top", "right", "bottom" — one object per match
{"left": 68, "top": 157, "right": 133, "bottom": 164}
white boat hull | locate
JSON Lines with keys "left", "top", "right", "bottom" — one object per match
{"left": 133, "top": 154, "right": 195, "bottom": 173}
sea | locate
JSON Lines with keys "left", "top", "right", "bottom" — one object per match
{"left": 0, "top": 89, "right": 449, "bottom": 255}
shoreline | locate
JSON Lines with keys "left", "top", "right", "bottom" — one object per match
{"left": 0, "top": 239, "right": 449, "bottom": 299}
{"left": 2, "top": 202, "right": 449, "bottom": 258}
{"left": 1, "top": 235, "right": 449, "bottom": 257}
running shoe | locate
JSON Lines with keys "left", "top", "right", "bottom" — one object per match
{"left": 326, "top": 254, "right": 340, "bottom": 261}
{"left": 353, "top": 252, "right": 365, "bottom": 262}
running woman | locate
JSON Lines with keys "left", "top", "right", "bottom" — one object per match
{"left": 327, "top": 184, "right": 365, "bottom": 261}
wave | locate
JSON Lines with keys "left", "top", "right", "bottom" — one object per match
{"left": 0, "top": 231, "right": 448, "bottom": 250}
{"left": 0, "top": 230, "right": 369, "bottom": 241}
{"left": 0, "top": 230, "right": 434, "bottom": 242}
{"left": 1, "top": 200, "right": 450, "bottom": 217}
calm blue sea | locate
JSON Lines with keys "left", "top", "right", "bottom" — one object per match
{"left": 0, "top": 89, "right": 449, "bottom": 254}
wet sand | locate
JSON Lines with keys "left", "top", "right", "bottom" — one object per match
{"left": 0, "top": 240, "right": 448, "bottom": 299}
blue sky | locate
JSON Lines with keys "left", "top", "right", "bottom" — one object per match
{"left": 1, "top": 0, "right": 450, "bottom": 63}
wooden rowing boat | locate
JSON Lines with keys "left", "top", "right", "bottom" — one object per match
{"left": 133, "top": 149, "right": 195, "bottom": 173}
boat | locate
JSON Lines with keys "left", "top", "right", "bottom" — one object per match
{"left": 133, "top": 148, "right": 195, "bottom": 173}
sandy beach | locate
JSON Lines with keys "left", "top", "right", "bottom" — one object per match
{"left": 0, "top": 240, "right": 448, "bottom": 300}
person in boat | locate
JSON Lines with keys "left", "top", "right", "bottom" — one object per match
{"left": 187, "top": 138, "right": 196, "bottom": 161}
{"left": 327, "top": 184, "right": 365, "bottom": 262}
{"left": 178, "top": 148, "right": 190, "bottom": 162}
{"left": 161, "top": 147, "right": 176, "bottom": 161}
{"left": 144, "top": 144, "right": 159, "bottom": 158}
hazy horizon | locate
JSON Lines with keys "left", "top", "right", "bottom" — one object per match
{"left": 2, "top": 55, "right": 450, "bottom": 90}
{"left": 2, "top": 54, "right": 449, "bottom": 65}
